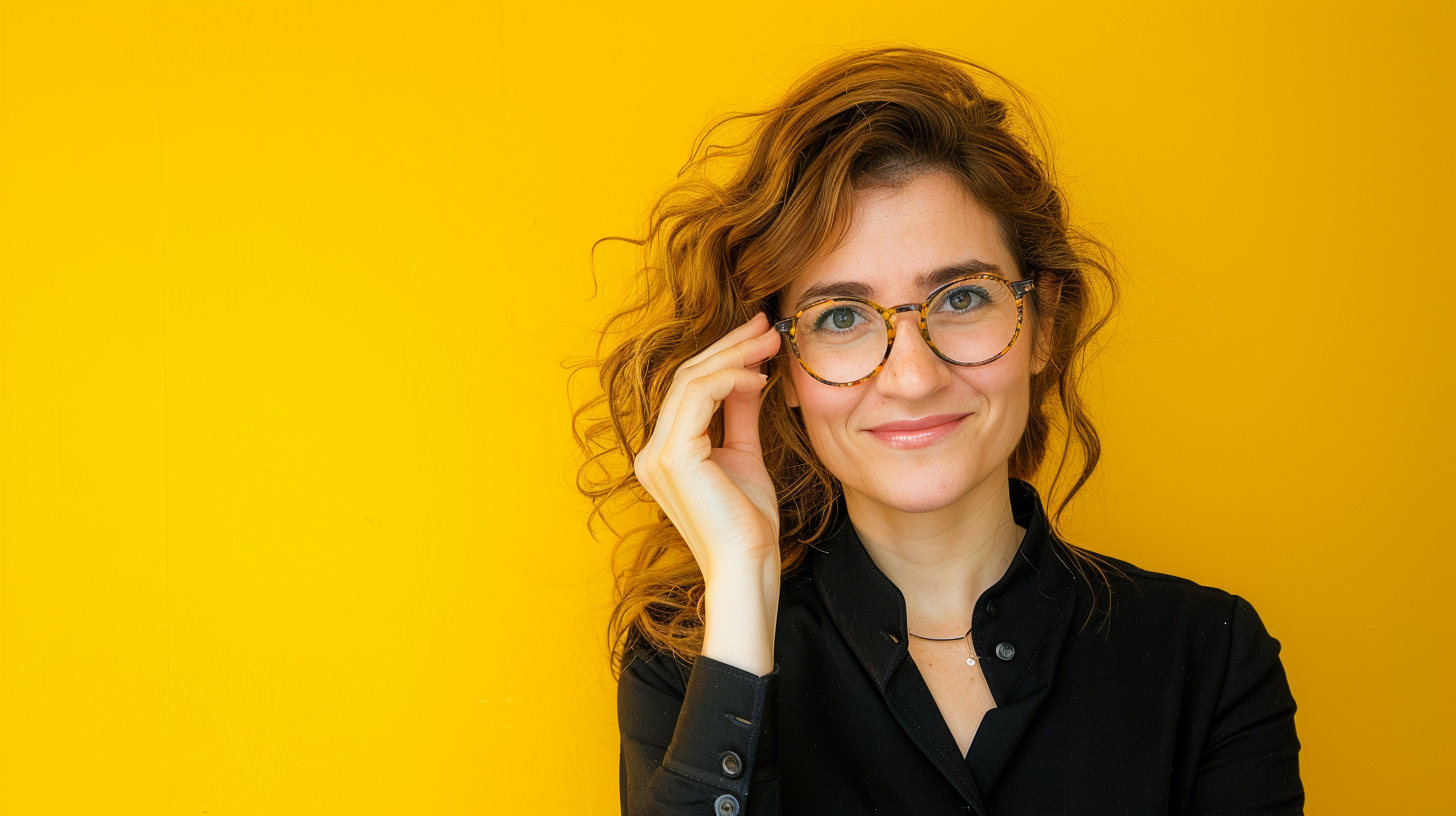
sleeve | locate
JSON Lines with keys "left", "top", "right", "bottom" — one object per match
{"left": 617, "top": 643, "right": 780, "bottom": 816}
{"left": 1190, "top": 594, "right": 1305, "bottom": 816}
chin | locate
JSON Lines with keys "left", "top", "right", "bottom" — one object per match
{"left": 863, "top": 467, "right": 975, "bottom": 514}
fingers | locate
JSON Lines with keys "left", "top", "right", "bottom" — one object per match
{"left": 710, "top": 317, "right": 782, "bottom": 374}
{"left": 663, "top": 367, "right": 770, "bottom": 464}
{"left": 721, "top": 367, "right": 767, "bottom": 457}
{"left": 654, "top": 317, "right": 781, "bottom": 453}
{"left": 681, "top": 312, "right": 771, "bottom": 369}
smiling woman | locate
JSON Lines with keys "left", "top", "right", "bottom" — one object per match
{"left": 570, "top": 45, "right": 1303, "bottom": 815}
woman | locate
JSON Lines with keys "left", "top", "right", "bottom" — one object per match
{"left": 573, "top": 46, "right": 1303, "bottom": 815}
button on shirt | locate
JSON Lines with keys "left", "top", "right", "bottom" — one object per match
{"left": 616, "top": 478, "right": 1304, "bottom": 815}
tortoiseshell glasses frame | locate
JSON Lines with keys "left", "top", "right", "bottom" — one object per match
{"left": 771, "top": 273, "right": 1037, "bottom": 387}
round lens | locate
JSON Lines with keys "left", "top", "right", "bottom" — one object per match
{"left": 794, "top": 299, "right": 887, "bottom": 384}
{"left": 925, "top": 277, "right": 1019, "bottom": 365}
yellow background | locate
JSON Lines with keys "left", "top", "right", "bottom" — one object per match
{"left": 2, "top": 1, "right": 1452, "bottom": 813}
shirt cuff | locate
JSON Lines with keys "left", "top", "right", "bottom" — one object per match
{"left": 659, "top": 654, "right": 780, "bottom": 797}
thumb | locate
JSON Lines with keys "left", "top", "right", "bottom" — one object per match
{"left": 721, "top": 367, "right": 768, "bottom": 457}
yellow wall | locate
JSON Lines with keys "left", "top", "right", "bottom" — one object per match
{"left": 1, "top": 2, "right": 1451, "bottom": 813}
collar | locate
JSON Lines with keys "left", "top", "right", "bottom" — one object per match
{"left": 811, "top": 476, "right": 1078, "bottom": 702}
{"left": 810, "top": 476, "right": 1081, "bottom": 808}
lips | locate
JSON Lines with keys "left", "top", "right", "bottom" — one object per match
{"left": 864, "top": 413, "right": 972, "bottom": 450}
{"left": 867, "top": 413, "right": 971, "bottom": 433}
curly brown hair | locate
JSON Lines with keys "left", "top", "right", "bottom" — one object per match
{"left": 567, "top": 45, "right": 1127, "bottom": 681}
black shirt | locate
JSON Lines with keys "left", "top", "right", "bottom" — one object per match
{"left": 617, "top": 477, "right": 1303, "bottom": 815}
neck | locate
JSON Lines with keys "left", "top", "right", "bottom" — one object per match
{"left": 844, "top": 466, "right": 1025, "bottom": 638}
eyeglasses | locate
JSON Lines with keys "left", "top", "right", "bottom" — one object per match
{"left": 772, "top": 274, "right": 1037, "bottom": 386}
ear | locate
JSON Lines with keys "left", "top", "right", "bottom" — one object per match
{"left": 1030, "top": 280, "right": 1061, "bottom": 376}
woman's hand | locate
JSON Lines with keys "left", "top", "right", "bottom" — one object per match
{"left": 632, "top": 311, "right": 784, "bottom": 675}
{"left": 634, "top": 311, "right": 783, "bottom": 580}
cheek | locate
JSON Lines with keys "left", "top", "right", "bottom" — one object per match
{"left": 961, "top": 352, "right": 1030, "bottom": 403}
{"left": 791, "top": 371, "right": 859, "bottom": 445}
{"left": 957, "top": 353, "right": 1035, "bottom": 437}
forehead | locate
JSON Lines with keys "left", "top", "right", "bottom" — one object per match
{"left": 783, "top": 171, "right": 1014, "bottom": 309}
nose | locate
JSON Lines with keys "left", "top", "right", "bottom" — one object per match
{"left": 875, "top": 310, "right": 948, "bottom": 396}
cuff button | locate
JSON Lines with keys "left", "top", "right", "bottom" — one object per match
{"left": 715, "top": 793, "right": 740, "bottom": 816}
{"left": 720, "top": 750, "right": 743, "bottom": 777}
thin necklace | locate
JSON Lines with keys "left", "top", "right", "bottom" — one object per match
{"left": 907, "top": 624, "right": 981, "bottom": 667}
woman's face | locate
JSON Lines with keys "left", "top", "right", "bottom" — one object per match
{"left": 778, "top": 170, "right": 1051, "bottom": 515}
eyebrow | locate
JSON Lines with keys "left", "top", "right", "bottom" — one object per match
{"left": 790, "top": 259, "right": 1004, "bottom": 313}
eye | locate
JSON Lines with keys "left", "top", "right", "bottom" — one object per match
{"left": 810, "top": 304, "right": 870, "bottom": 333}
{"left": 938, "top": 284, "right": 992, "bottom": 313}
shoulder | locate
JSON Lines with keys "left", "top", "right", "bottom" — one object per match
{"left": 1089, "top": 548, "right": 1246, "bottom": 613}
{"left": 1062, "top": 547, "right": 1293, "bottom": 720}
{"left": 1068, "top": 547, "right": 1283, "bottom": 657}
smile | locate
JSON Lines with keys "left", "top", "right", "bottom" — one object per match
{"left": 865, "top": 414, "right": 970, "bottom": 449}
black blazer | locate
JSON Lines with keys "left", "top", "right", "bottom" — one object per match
{"left": 617, "top": 478, "right": 1303, "bottom": 815}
